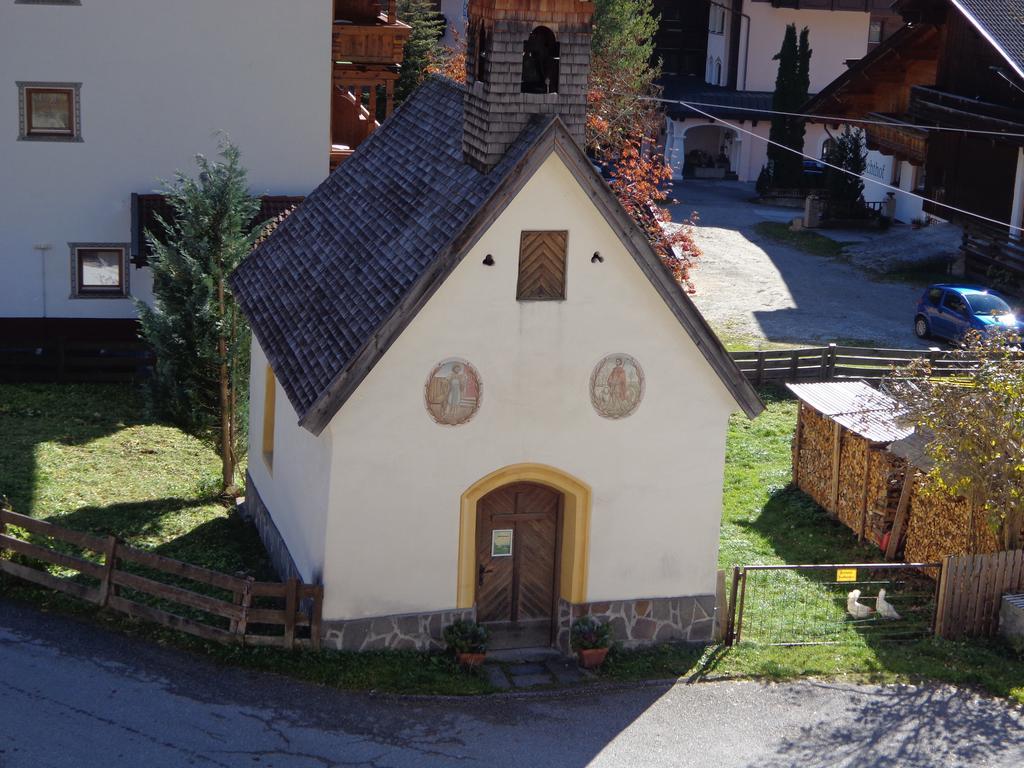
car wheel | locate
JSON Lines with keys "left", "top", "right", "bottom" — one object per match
{"left": 914, "top": 315, "right": 930, "bottom": 339}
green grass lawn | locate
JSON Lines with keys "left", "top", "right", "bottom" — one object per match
{"left": 754, "top": 221, "right": 848, "bottom": 259}
{"left": 2, "top": 383, "right": 1023, "bottom": 701}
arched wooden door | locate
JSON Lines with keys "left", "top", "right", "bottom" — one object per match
{"left": 476, "top": 482, "right": 562, "bottom": 649}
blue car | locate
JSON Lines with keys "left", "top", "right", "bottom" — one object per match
{"left": 914, "top": 284, "right": 1023, "bottom": 341}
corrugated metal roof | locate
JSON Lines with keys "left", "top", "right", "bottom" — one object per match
{"left": 788, "top": 382, "right": 913, "bottom": 443}
{"left": 888, "top": 430, "right": 934, "bottom": 470}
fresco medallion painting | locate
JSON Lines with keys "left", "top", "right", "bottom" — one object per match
{"left": 425, "top": 358, "right": 482, "bottom": 425}
{"left": 590, "top": 354, "right": 644, "bottom": 419}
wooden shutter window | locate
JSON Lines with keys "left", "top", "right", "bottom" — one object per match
{"left": 517, "top": 230, "right": 567, "bottom": 301}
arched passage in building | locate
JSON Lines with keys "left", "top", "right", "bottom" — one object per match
{"left": 681, "top": 124, "right": 740, "bottom": 180}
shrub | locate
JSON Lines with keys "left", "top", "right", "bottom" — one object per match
{"left": 570, "top": 616, "right": 612, "bottom": 650}
{"left": 443, "top": 619, "right": 489, "bottom": 654}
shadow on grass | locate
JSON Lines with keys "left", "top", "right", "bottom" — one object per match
{"left": 742, "top": 486, "right": 879, "bottom": 566}
{"left": 0, "top": 383, "right": 143, "bottom": 514}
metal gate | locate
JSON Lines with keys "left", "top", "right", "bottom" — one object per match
{"left": 726, "top": 562, "right": 942, "bottom": 646}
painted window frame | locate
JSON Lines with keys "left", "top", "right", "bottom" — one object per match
{"left": 18, "top": 81, "right": 83, "bottom": 142}
{"left": 68, "top": 243, "right": 130, "bottom": 299}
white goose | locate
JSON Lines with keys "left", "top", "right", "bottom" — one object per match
{"left": 876, "top": 588, "right": 902, "bottom": 620}
{"left": 846, "top": 589, "right": 874, "bottom": 619}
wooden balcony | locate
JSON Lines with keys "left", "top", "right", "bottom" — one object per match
{"left": 333, "top": 0, "right": 410, "bottom": 66}
{"left": 864, "top": 113, "right": 927, "bottom": 166}
{"left": 910, "top": 86, "right": 1024, "bottom": 133}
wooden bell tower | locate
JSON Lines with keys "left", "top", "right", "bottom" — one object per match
{"left": 463, "top": 0, "right": 594, "bottom": 172}
{"left": 331, "top": 0, "right": 411, "bottom": 170}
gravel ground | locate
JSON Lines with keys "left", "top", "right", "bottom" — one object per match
{"left": 2, "top": 597, "right": 1023, "bottom": 768}
{"left": 668, "top": 182, "right": 944, "bottom": 348}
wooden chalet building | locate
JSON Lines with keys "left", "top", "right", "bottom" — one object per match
{"left": 331, "top": 0, "right": 411, "bottom": 169}
{"left": 656, "top": 0, "right": 885, "bottom": 183}
{"left": 807, "top": 0, "right": 1024, "bottom": 291}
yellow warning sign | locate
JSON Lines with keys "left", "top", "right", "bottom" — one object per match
{"left": 836, "top": 568, "right": 858, "bottom": 583}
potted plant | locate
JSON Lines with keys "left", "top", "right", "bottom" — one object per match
{"left": 571, "top": 616, "right": 612, "bottom": 669}
{"left": 443, "top": 619, "right": 489, "bottom": 668}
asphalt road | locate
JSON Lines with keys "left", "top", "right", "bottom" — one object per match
{"left": 1, "top": 598, "right": 1022, "bottom": 768}
{"left": 668, "top": 181, "right": 932, "bottom": 348}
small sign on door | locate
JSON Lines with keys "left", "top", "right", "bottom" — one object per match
{"left": 491, "top": 529, "right": 513, "bottom": 557}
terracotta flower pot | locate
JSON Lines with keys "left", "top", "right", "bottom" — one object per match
{"left": 456, "top": 652, "right": 486, "bottom": 668}
{"left": 577, "top": 647, "right": 609, "bottom": 669}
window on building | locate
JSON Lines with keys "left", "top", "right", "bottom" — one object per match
{"left": 707, "top": 56, "right": 714, "bottom": 82}
{"left": 517, "top": 231, "right": 568, "bottom": 300}
{"left": 70, "top": 245, "right": 128, "bottom": 298}
{"left": 262, "top": 366, "right": 276, "bottom": 471}
{"left": 718, "top": 8, "right": 726, "bottom": 34}
{"left": 522, "top": 26, "right": 560, "bottom": 94}
{"left": 868, "top": 19, "right": 883, "bottom": 44}
{"left": 18, "top": 83, "right": 81, "bottom": 141}
{"left": 715, "top": 59, "right": 723, "bottom": 85}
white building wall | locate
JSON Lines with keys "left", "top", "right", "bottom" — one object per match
{"left": 862, "top": 150, "right": 894, "bottom": 205}
{"left": 894, "top": 160, "right": 925, "bottom": 224}
{"left": 318, "top": 153, "right": 737, "bottom": 621}
{"left": 1, "top": 0, "right": 332, "bottom": 321}
{"left": 248, "top": 339, "right": 333, "bottom": 584}
{"left": 667, "top": 117, "right": 831, "bottom": 184}
{"left": 742, "top": 5, "right": 869, "bottom": 93}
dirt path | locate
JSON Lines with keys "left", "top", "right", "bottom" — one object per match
{"left": 669, "top": 182, "right": 931, "bottom": 349}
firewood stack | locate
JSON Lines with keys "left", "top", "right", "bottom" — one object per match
{"left": 794, "top": 403, "right": 834, "bottom": 510}
{"left": 904, "top": 490, "right": 1002, "bottom": 565}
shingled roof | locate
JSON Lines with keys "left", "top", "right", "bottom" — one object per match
{"left": 953, "top": 0, "right": 1024, "bottom": 79}
{"left": 231, "top": 76, "right": 762, "bottom": 434}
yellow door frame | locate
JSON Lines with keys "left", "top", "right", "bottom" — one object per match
{"left": 457, "top": 463, "right": 591, "bottom": 609}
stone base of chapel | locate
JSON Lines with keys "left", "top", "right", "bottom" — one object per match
{"left": 555, "top": 595, "right": 718, "bottom": 654}
{"left": 239, "top": 471, "right": 303, "bottom": 584}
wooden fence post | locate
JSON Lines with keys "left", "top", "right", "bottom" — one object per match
{"left": 726, "top": 565, "right": 740, "bottom": 645}
{"left": 789, "top": 350, "right": 799, "bottom": 381}
{"left": 97, "top": 535, "right": 118, "bottom": 608}
{"left": 885, "top": 474, "right": 914, "bottom": 561}
{"left": 283, "top": 577, "right": 298, "bottom": 650}
{"left": 934, "top": 555, "right": 951, "bottom": 638}
{"left": 755, "top": 351, "right": 766, "bottom": 386}
{"left": 827, "top": 343, "right": 837, "bottom": 381}
{"left": 236, "top": 577, "right": 253, "bottom": 641}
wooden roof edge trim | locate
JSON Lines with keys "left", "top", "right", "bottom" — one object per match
{"left": 803, "top": 22, "right": 938, "bottom": 115}
{"left": 949, "top": 0, "right": 1024, "bottom": 81}
{"left": 549, "top": 132, "right": 764, "bottom": 420}
{"left": 297, "top": 118, "right": 564, "bottom": 436}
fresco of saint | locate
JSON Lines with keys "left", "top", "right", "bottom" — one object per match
{"left": 590, "top": 354, "right": 644, "bottom": 419}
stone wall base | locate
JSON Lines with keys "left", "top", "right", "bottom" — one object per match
{"left": 322, "top": 607, "right": 477, "bottom": 651}
{"left": 556, "top": 594, "right": 717, "bottom": 655}
{"left": 239, "top": 471, "right": 302, "bottom": 584}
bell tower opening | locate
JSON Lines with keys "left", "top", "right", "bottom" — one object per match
{"left": 462, "top": 0, "right": 593, "bottom": 173}
{"left": 522, "top": 26, "right": 560, "bottom": 94}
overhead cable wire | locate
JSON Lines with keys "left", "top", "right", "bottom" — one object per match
{"left": 672, "top": 99, "right": 1024, "bottom": 234}
{"left": 642, "top": 96, "right": 1024, "bottom": 140}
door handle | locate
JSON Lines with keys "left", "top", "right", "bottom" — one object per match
{"left": 478, "top": 563, "right": 494, "bottom": 587}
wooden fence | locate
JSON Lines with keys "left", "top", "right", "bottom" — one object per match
{"left": 0, "top": 339, "right": 154, "bottom": 383}
{"left": 961, "top": 221, "right": 1024, "bottom": 298}
{"left": 934, "top": 550, "right": 1024, "bottom": 640}
{"left": 0, "top": 506, "right": 322, "bottom": 650}
{"left": 730, "top": 344, "right": 982, "bottom": 386}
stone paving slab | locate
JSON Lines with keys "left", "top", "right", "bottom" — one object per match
{"left": 506, "top": 663, "right": 548, "bottom": 676}
{"left": 483, "top": 664, "right": 512, "bottom": 690}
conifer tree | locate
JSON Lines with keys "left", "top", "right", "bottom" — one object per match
{"left": 395, "top": 0, "right": 444, "bottom": 105}
{"left": 824, "top": 126, "right": 867, "bottom": 211}
{"left": 136, "top": 142, "right": 261, "bottom": 494}
{"left": 588, "top": 0, "right": 662, "bottom": 160}
{"left": 767, "top": 25, "right": 811, "bottom": 189}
